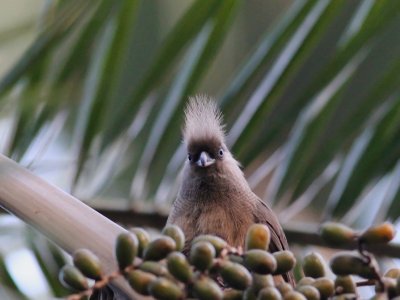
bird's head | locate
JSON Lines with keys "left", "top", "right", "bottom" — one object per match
{"left": 183, "top": 95, "right": 235, "bottom": 172}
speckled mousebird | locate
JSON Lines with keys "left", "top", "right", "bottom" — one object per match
{"left": 167, "top": 95, "right": 294, "bottom": 285}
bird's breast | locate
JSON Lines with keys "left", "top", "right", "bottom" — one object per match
{"left": 172, "top": 168, "right": 257, "bottom": 250}
{"left": 178, "top": 198, "right": 255, "bottom": 250}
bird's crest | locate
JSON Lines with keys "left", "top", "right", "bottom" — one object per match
{"left": 183, "top": 95, "right": 225, "bottom": 146}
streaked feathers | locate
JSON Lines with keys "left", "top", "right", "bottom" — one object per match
{"left": 183, "top": 95, "right": 225, "bottom": 146}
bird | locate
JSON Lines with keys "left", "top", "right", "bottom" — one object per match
{"left": 167, "top": 95, "right": 294, "bottom": 285}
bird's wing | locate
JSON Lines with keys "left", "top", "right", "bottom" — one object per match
{"left": 252, "top": 196, "right": 295, "bottom": 286}
{"left": 252, "top": 197, "right": 289, "bottom": 252}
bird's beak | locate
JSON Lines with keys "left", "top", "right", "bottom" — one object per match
{"left": 196, "top": 151, "right": 215, "bottom": 167}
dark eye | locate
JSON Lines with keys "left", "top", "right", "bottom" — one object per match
{"left": 219, "top": 149, "right": 224, "bottom": 157}
{"left": 188, "top": 154, "right": 192, "bottom": 161}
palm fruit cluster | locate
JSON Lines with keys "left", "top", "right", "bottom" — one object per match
{"left": 60, "top": 222, "right": 398, "bottom": 300}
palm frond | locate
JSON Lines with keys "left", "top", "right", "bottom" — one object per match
{"left": 0, "top": 0, "right": 399, "bottom": 251}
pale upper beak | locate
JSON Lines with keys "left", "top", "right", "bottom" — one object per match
{"left": 196, "top": 151, "right": 215, "bottom": 167}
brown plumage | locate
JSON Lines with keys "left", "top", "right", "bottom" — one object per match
{"left": 167, "top": 95, "right": 294, "bottom": 285}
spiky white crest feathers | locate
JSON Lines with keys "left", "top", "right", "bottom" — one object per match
{"left": 183, "top": 95, "right": 225, "bottom": 145}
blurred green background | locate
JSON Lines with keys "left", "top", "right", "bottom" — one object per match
{"left": 1, "top": 0, "right": 400, "bottom": 298}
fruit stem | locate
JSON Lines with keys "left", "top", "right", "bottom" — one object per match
{"left": 356, "top": 279, "right": 376, "bottom": 287}
{"left": 358, "top": 241, "right": 385, "bottom": 292}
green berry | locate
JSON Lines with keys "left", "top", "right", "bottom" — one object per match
{"left": 129, "top": 227, "right": 150, "bottom": 257}
{"left": 126, "top": 269, "right": 156, "bottom": 295}
{"left": 244, "top": 249, "right": 277, "bottom": 274}
{"left": 148, "top": 277, "right": 184, "bottom": 300}
{"left": 273, "top": 251, "right": 296, "bottom": 275}
{"left": 143, "top": 236, "right": 176, "bottom": 261}
{"left": 193, "top": 235, "right": 227, "bottom": 256}
{"left": 59, "top": 265, "right": 89, "bottom": 291}
{"left": 246, "top": 224, "right": 271, "bottom": 251}
{"left": 73, "top": 249, "right": 103, "bottom": 280}
{"left": 190, "top": 241, "right": 215, "bottom": 271}
{"left": 302, "top": 252, "right": 326, "bottom": 278}
{"left": 193, "top": 276, "right": 223, "bottom": 300}
{"left": 220, "top": 261, "right": 253, "bottom": 290}
{"left": 162, "top": 225, "right": 185, "bottom": 251}
{"left": 320, "top": 222, "right": 356, "bottom": 247}
{"left": 167, "top": 252, "right": 193, "bottom": 283}
{"left": 115, "top": 232, "right": 138, "bottom": 271}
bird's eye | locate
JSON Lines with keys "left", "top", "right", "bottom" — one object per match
{"left": 219, "top": 149, "right": 224, "bottom": 157}
{"left": 188, "top": 154, "right": 192, "bottom": 161}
